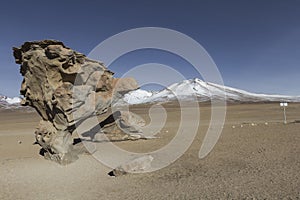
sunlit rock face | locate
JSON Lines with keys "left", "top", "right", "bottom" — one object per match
{"left": 13, "top": 40, "right": 140, "bottom": 164}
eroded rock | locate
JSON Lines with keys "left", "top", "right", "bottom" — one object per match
{"left": 111, "top": 155, "right": 154, "bottom": 176}
{"left": 13, "top": 40, "right": 141, "bottom": 164}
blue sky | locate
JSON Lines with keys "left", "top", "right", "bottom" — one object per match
{"left": 0, "top": 0, "right": 299, "bottom": 97}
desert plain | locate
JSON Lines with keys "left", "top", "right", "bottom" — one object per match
{"left": 0, "top": 102, "right": 300, "bottom": 199}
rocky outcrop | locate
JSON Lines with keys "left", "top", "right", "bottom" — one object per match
{"left": 13, "top": 40, "right": 141, "bottom": 164}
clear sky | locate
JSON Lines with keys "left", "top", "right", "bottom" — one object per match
{"left": 0, "top": 0, "right": 299, "bottom": 97}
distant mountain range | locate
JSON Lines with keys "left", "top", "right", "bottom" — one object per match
{"left": 1, "top": 78, "right": 300, "bottom": 110}
{"left": 118, "top": 78, "right": 300, "bottom": 104}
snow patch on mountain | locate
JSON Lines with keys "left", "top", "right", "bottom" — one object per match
{"left": 0, "top": 96, "right": 21, "bottom": 104}
{"left": 122, "top": 89, "right": 153, "bottom": 104}
{"left": 5, "top": 97, "right": 21, "bottom": 104}
{"left": 0, "top": 95, "right": 27, "bottom": 111}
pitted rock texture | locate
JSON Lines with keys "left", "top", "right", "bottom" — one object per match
{"left": 13, "top": 40, "right": 140, "bottom": 164}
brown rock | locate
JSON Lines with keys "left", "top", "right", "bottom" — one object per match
{"left": 13, "top": 40, "right": 141, "bottom": 164}
{"left": 111, "top": 155, "right": 154, "bottom": 176}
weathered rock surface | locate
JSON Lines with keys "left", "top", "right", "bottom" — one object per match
{"left": 13, "top": 40, "right": 141, "bottom": 164}
{"left": 110, "top": 155, "right": 154, "bottom": 176}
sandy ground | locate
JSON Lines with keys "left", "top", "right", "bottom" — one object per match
{"left": 0, "top": 103, "right": 300, "bottom": 200}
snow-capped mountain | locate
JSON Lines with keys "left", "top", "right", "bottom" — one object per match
{"left": 119, "top": 78, "right": 300, "bottom": 105}
{"left": 0, "top": 95, "right": 23, "bottom": 110}
{"left": 0, "top": 96, "right": 21, "bottom": 104}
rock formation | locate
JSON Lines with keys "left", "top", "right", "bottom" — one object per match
{"left": 110, "top": 155, "right": 154, "bottom": 176}
{"left": 13, "top": 40, "right": 142, "bottom": 164}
